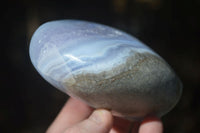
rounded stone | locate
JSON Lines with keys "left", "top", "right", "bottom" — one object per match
{"left": 29, "top": 20, "right": 182, "bottom": 121}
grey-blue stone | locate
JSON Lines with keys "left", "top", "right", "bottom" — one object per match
{"left": 29, "top": 20, "right": 182, "bottom": 121}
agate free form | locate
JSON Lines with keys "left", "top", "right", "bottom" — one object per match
{"left": 29, "top": 20, "right": 182, "bottom": 120}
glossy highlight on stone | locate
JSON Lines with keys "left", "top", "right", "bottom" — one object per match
{"left": 29, "top": 20, "right": 182, "bottom": 120}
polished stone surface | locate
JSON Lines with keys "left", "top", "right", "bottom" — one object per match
{"left": 29, "top": 20, "right": 182, "bottom": 120}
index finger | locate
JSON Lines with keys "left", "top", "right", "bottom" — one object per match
{"left": 137, "top": 117, "right": 163, "bottom": 133}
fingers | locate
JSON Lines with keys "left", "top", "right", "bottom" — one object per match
{"left": 46, "top": 97, "right": 163, "bottom": 133}
{"left": 64, "top": 109, "right": 113, "bottom": 133}
{"left": 46, "top": 98, "right": 93, "bottom": 133}
{"left": 138, "top": 117, "right": 163, "bottom": 133}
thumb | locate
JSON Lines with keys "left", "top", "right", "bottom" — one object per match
{"left": 64, "top": 109, "right": 113, "bottom": 133}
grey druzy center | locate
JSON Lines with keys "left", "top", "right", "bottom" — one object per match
{"left": 62, "top": 51, "right": 182, "bottom": 120}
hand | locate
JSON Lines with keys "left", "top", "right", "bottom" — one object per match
{"left": 46, "top": 98, "right": 163, "bottom": 133}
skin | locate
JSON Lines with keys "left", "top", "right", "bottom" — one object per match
{"left": 46, "top": 97, "right": 163, "bottom": 133}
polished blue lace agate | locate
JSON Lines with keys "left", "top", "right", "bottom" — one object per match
{"left": 29, "top": 20, "right": 182, "bottom": 120}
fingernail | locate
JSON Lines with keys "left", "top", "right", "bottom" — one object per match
{"left": 90, "top": 109, "right": 106, "bottom": 124}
